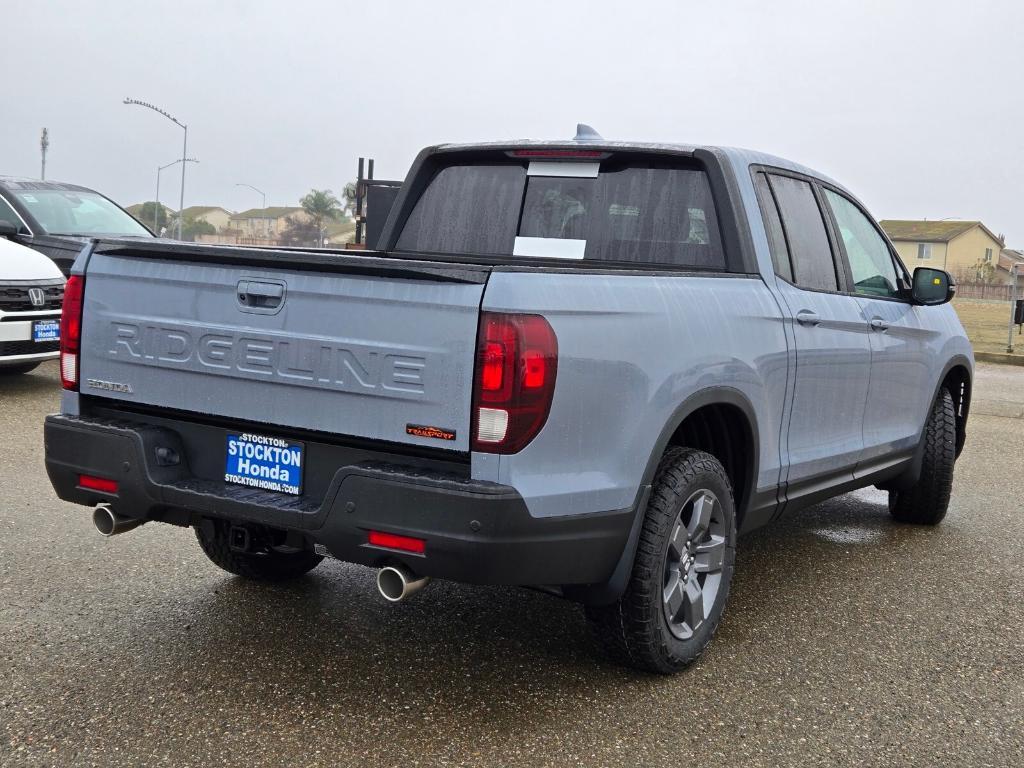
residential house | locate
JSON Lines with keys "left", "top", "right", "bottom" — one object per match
{"left": 229, "top": 207, "right": 308, "bottom": 239}
{"left": 999, "top": 248, "right": 1024, "bottom": 288}
{"left": 126, "top": 202, "right": 174, "bottom": 230}
{"left": 879, "top": 220, "right": 1008, "bottom": 283}
{"left": 179, "top": 206, "right": 233, "bottom": 231}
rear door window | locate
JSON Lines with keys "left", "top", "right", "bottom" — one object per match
{"left": 767, "top": 174, "right": 839, "bottom": 292}
{"left": 753, "top": 173, "right": 793, "bottom": 282}
{"left": 396, "top": 159, "right": 725, "bottom": 269}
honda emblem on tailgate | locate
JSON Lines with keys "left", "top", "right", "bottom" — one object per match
{"left": 28, "top": 288, "right": 45, "bottom": 307}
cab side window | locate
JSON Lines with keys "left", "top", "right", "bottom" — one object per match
{"left": 823, "top": 189, "right": 902, "bottom": 299}
{"left": 767, "top": 174, "right": 838, "bottom": 292}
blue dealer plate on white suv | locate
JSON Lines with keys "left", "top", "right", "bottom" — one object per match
{"left": 32, "top": 319, "right": 60, "bottom": 342}
{"left": 224, "top": 433, "right": 304, "bottom": 495}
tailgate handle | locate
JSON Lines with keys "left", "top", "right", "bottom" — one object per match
{"left": 237, "top": 280, "right": 285, "bottom": 311}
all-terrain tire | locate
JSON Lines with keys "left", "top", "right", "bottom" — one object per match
{"left": 195, "top": 519, "right": 323, "bottom": 581}
{"left": 0, "top": 363, "right": 41, "bottom": 375}
{"left": 585, "top": 447, "right": 737, "bottom": 674}
{"left": 889, "top": 387, "right": 956, "bottom": 525}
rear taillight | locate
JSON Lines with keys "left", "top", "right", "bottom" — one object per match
{"left": 471, "top": 312, "right": 557, "bottom": 454}
{"left": 60, "top": 275, "right": 84, "bottom": 391}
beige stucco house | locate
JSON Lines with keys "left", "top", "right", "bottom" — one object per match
{"left": 228, "top": 207, "right": 309, "bottom": 239}
{"left": 998, "top": 248, "right": 1024, "bottom": 288}
{"left": 180, "top": 206, "right": 233, "bottom": 231}
{"left": 879, "top": 220, "right": 1010, "bottom": 283}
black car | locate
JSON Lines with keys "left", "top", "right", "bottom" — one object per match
{"left": 0, "top": 177, "right": 153, "bottom": 275}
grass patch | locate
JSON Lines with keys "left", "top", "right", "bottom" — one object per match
{"left": 952, "top": 298, "right": 1021, "bottom": 355}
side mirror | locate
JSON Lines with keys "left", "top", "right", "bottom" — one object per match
{"left": 0, "top": 220, "right": 18, "bottom": 237}
{"left": 912, "top": 267, "right": 955, "bottom": 306}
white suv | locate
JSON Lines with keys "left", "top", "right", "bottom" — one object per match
{"left": 0, "top": 234, "right": 65, "bottom": 375}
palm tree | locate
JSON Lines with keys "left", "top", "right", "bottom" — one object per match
{"left": 342, "top": 182, "right": 357, "bottom": 219}
{"left": 300, "top": 189, "right": 343, "bottom": 247}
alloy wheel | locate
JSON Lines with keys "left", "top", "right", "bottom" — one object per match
{"left": 662, "top": 489, "right": 727, "bottom": 640}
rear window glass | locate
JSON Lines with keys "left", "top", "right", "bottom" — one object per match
{"left": 395, "top": 159, "right": 725, "bottom": 269}
{"left": 396, "top": 164, "right": 524, "bottom": 256}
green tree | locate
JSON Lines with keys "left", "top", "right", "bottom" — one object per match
{"left": 971, "top": 258, "right": 998, "bottom": 284}
{"left": 300, "top": 189, "right": 344, "bottom": 246}
{"left": 277, "top": 216, "right": 320, "bottom": 247}
{"left": 136, "top": 202, "right": 169, "bottom": 232}
{"left": 169, "top": 215, "right": 215, "bottom": 242}
{"left": 342, "top": 182, "right": 357, "bottom": 219}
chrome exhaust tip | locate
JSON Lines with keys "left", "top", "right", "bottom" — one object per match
{"left": 377, "top": 564, "right": 430, "bottom": 603}
{"left": 92, "top": 504, "right": 144, "bottom": 537}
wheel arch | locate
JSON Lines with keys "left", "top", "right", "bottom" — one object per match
{"left": 938, "top": 357, "right": 972, "bottom": 457}
{"left": 642, "top": 387, "right": 760, "bottom": 529}
{"left": 880, "top": 354, "right": 973, "bottom": 493}
{"left": 570, "top": 387, "right": 760, "bottom": 607}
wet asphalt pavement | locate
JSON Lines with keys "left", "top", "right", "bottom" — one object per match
{"left": 1, "top": 363, "right": 1022, "bottom": 767}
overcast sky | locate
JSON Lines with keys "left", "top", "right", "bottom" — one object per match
{"left": 4, "top": 0, "right": 1023, "bottom": 241}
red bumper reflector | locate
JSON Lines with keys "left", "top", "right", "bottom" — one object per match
{"left": 79, "top": 474, "right": 118, "bottom": 493}
{"left": 368, "top": 530, "right": 426, "bottom": 554}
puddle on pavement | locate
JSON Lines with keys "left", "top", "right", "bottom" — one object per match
{"left": 812, "top": 525, "right": 885, "bottom": 545}
{"left": 810, "top": 487, "right": 889, "bottom": 545}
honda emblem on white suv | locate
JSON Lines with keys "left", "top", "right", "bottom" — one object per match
{"left": 28, "top": 288, "right": 45, "bottom": 307}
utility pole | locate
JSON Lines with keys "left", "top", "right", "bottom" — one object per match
{"left": 40, "top": 128, "right": 49, "bottom": 180}
{"left": 1008, "top": 263, "right": 1020, "bottom": 353}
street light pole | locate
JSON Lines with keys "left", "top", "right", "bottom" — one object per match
{"left": 155, "top": 166, "right": 163, "bottom": 231}
{"left": 124, "top": 98, "right": 189, "bottom": 239}
{"left": 1008, "top": 263, "right": 1020, "bottom": 354}
{"left": 235, "top": 183, "right": 267, "bottom": 209}
{"left": 179, "top": 125, "right": 188, "bottom": 240}
{"left": 156, "top": 158, "right": 198, "bottom": 234}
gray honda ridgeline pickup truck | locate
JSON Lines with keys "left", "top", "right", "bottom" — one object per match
{"left": 45, "top": 131, "right": 972, "bottom": 673}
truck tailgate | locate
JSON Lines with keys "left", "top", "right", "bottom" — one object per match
{"left": 79, "top": 246, "right": 486, "bottom": 452}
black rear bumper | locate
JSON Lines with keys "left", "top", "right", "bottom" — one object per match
{"left": 44, "top": 413, "right": 635, "bottom": 588}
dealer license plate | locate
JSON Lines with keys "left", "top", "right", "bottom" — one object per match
{"left": 33, "top": 319, "right": 60, "bottom": 342}
{"left": 224, "top": 432, "right": 304, "bottom": 495}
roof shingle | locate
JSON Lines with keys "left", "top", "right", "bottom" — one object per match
{"left": 180, "top": 206, "right": 230, "bottom": 218}
{"left": 878, "top": 220, "right": 980, "bottom": 243}
{"left": 231, "top": 206, "right": 303, "bottom": 220}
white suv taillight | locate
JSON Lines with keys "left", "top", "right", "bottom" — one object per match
{"left": 59, "top": 275, "right": 84, "bottom": 391}
{"left": 471, "top": 312, "right": 558, "bottom": 454}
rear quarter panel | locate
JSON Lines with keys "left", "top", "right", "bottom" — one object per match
{"left": 473, "top": 271, "right": 790, "bottom": 519}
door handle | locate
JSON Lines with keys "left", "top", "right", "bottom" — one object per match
{"left": 795, "top": 310, "right": 821, "bottom": 326}
{"left": 870, "top": 318, "right": 891, "bottom": 332}
{"left": 237, "top": 280, "right": 286, "bottom": 312}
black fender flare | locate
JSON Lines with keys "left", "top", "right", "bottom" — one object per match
{"left": 938, "top": 354, "right": 973, "bottom": 457}
{"left": 878, "top": 354, "right": 973, "bottom": 492}
{"left": 568, "top": 386, "right": 760, "bottom": 606}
